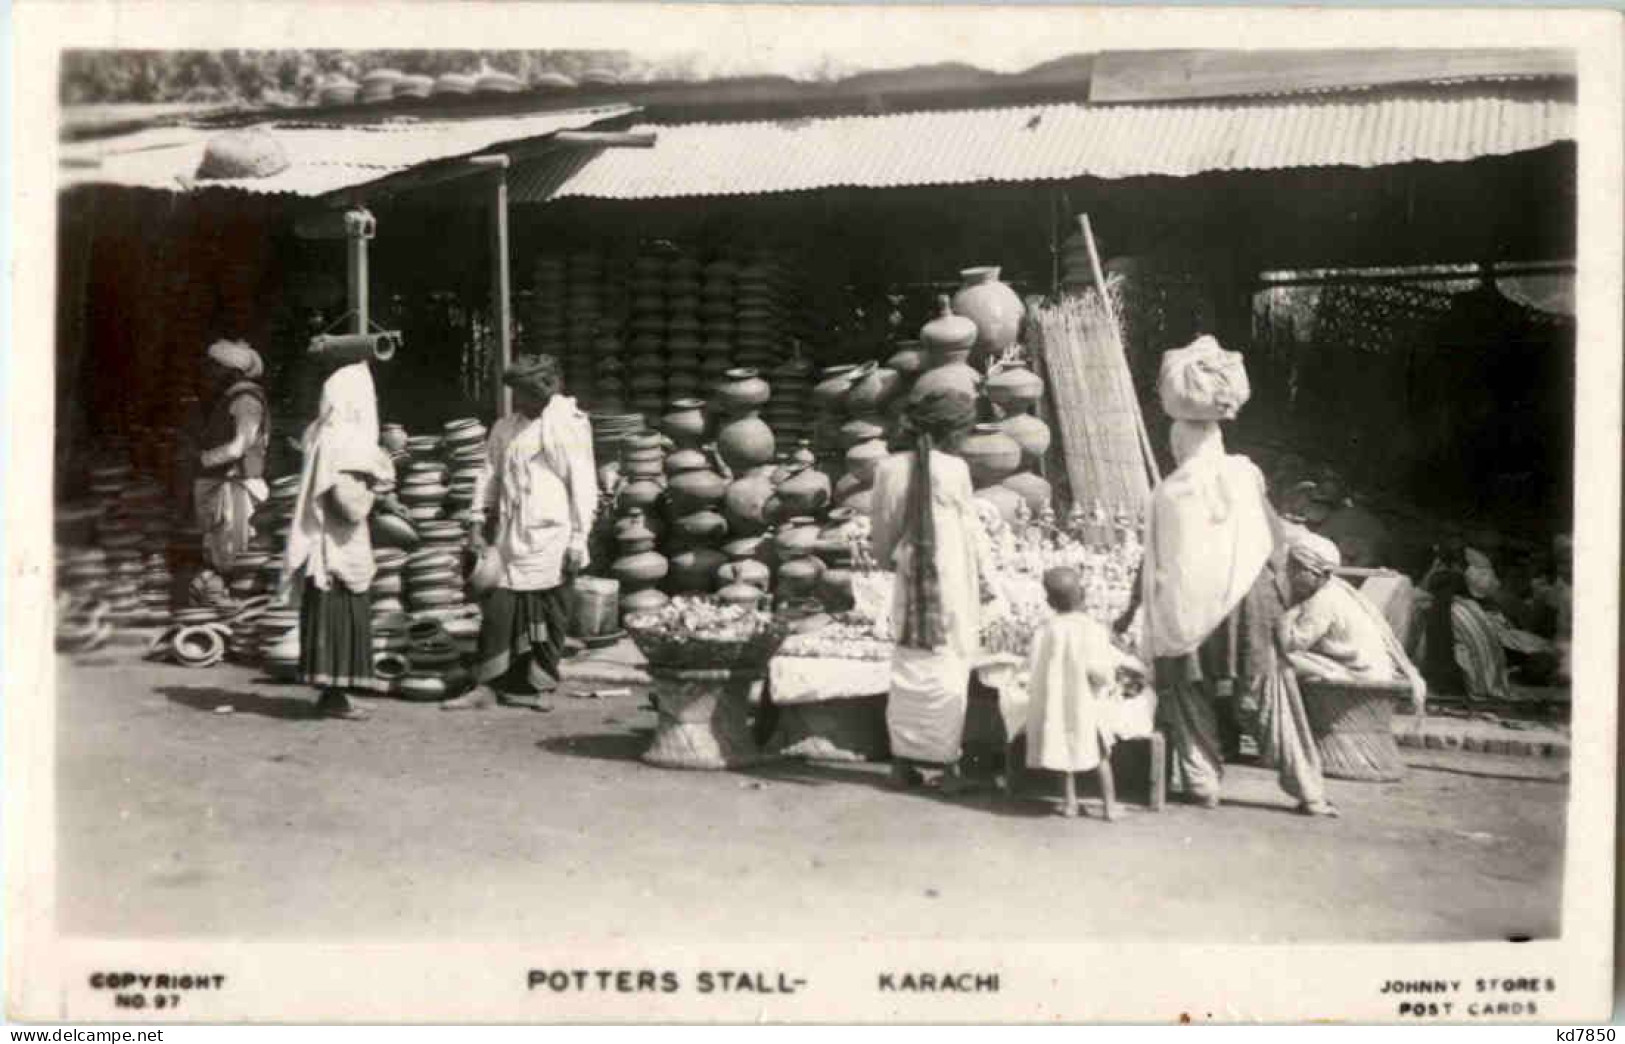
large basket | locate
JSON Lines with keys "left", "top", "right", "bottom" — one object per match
{"left": 625, "top": 618, "right": 787, "bottom": 671}
{"left": 1299, "top": 678, "right": 1407, "bottom": 782}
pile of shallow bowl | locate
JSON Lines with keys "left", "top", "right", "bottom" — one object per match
{"left": 404, "top": 548, "right": 464, "bottom": 616}
{"left": 398, "top": 618, "right": 470, "bottom": 702}
{"left": 441, "top": 418, "right": 487, "bottom": 520}
{"left": 371, "top": 548, "right": 408, "bottom": 616}
{"left": 228, "top": 597, "right": 270, "bottom": 663}
{"left": 59, "top": 547, "right": 113, "bottom": 604}
{"left": 258, "top": 608, "right": 302, "bottom": 681}
{"left": 370, "top": 609, "right": 412, "bottom": 692}
{"left": 399, "top": 457, "right": 449, "bottom": 525}
{"left": 138, "top": 552, "right": 174, "bottom": 625}
{"left": 227, "top": 550, "right": 273, "bottom": 602}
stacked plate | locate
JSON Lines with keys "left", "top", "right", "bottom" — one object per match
{"left": 371, "top": 549, "right": 407, "bottom": 616}
{"left": 228, "top": 600, "right": 268, "bottom": 663}
{"left": 399, "top": 460, "right": 449, "bottom": 523}
{"left": 405, "top": 549, "right": 464, "bottom": 613}
{"left": 405, "top": 434, "right": 443, "bottom": 459}
{"left": 530, "top": 255, "right": 568, "bottom": 360}
{"left": 399, "top": 618, "right": 469, "bottom": 702}
{"left": 139, "top": 552, "right": 173, "bottom": 624}
{"left": 59, "top": 547, "right": 112, "bottom": 602}
{"left": 441, "top": 419, "right": 487, "bottom": 515}
{"left": 227, "top": 551, "right": 272, "bottom": 601}
{"left": 370, "top": 610, "right": 412, "bottom": 692}
{"left": 86, "top": 462, "right": 133, "bottom": 502}
{"left": 591, "top": 413, "right": 647, "bottom": 468}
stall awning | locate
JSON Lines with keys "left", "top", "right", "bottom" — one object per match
{"left": 59, "top": 105, "right": 637, "bottom": 198}
{"left": 510, "top": 83, "right": 1574, "bottom": 202}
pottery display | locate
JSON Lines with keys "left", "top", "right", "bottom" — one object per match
{"left": 717, "top": 582, "right": 768, "bottom": 608}
{"left": 667, "top": 547, "right": 728, "bottom": 594}
{"left": 660, "top": 399, "right": 709, "bottom": 446}
{"left": 716, "top": 558, "right": 772, "bottom": 590}
{"left": 667, "top": 465, "right": 729, "bottom": 515}
{"left": 974, "top": 484, "right": 1025, "bottom": 526}
{"left": 772, "top": 517, "right": 822, "bottom": 562}
{"left": 812, "top": 364, "right": 863, "bottom": 412}
{"left": 911, "top": 298, "right": 983, "bottom": 403}
{"left": 721, "top": 466, "right": 777, "bottom": 536}
{"left": 713, "top": 368, "right": 771, "bottom": 412}
{"left": 1001, "top": 471, "right": 1054, "bottom": 517}
{"left": 951, "top": 266, "right": 1024, "bottom": 359}
{"left": 958, "top": 423, "right": 1022, "bottom": 488}
{"left": 767, "top": 460, "right": 832, "bottom": 520}
{"left": 846, "top": 366, "right": 902, "bottom": 415}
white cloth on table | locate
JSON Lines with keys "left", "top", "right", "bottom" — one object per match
{"left": 470, "top": 396, "right": 597, "bottom": 592}
{"left": 869, "top": 450, "right": 987, "bottom": 765}
{"left": 768, "top": 655, "right": 891, "bottom": 706}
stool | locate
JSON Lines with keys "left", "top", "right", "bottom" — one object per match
{"left": 1002, "top": 731, "right": 1167, "bottom": 812}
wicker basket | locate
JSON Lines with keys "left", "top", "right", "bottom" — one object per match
{"left": 625, "top": 618, "right": 787, "bottom": 671}
{"left": 1299, "top": 677, "right": 1407, "bottom": 782}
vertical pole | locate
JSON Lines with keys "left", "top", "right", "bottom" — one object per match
{"left": 490, "top": 169, "right": 513, "bottom": 418}
{"left": 345, "top": 211, "right": 371, "bottom": 335}
{"left": 1080, "top": 214, "right": 1161, "bottom": 486}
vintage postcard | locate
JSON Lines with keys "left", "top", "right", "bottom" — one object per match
{"left": 6, "top": 1, "right": 1620, "bottom": 1025}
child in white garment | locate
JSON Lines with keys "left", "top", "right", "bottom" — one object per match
{"left": 1024, "top": 567, "right": 1137, "bottom": 820}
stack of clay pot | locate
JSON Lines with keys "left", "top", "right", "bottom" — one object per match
{"left": 405, "top": 547, "right": 465, "bottom": 618}
{"left": 610, "top": 507, "right": 669, "bottom": 617}
{"left": 624, "top": 255, "right": 670, "bottom": 420}
{"left": 715, "top": 534, "right": 772, "bottom": 609}
{"left": 227, "top": 550, "right": 273, "bottom": 602}
{"left": 769, "top": 515, "right": 824, "bottom": 615}
{"left": 566, "top": 251, "right": 611, "bottom": 401}
{"left": 659, "top": 402, "right": 729, "bottom": 597}
{"left": 698, "top": 258, "right": 738, "bottom": 398}
{"left": 765, "top": 354, "right": 817, "bottom": 458}
{"left": 58, "top": 547, "right": 113, "bottom": 606}
{"left": 530, "top": 255, "right": 570, "bottom": 377}
{"left": 259, "top": 608, "right": 302, "bottom": 681}
{"left": 371, "top": 609, "right": 412, "bottom": 692}
{"left": 398, "top": 616, "right": 469, "bottom": 702}
{"left": 138, "top": 551, "right": 175, "bottom": 623}
{"left": 985, "top": 358, "right": 1054, "bottom": 520}
{"left": 399, "top": 454, "right": 450, "bottom": 526}
{"left": 712, "top": 367, "right": 776, "bottom": 482}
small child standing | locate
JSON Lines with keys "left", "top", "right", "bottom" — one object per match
{"left": 1024, "top": 567, "right": 1136, "bottom": 819}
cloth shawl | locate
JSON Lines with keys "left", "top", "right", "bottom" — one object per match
{"left": 282, "top": 363, "right": 390, "bottom": 593}
{"left": 897, "top": 391, "right": 977, "bottom": 650}
{"left": 1140, "top": 420, "right": 1274, "bottom": 660}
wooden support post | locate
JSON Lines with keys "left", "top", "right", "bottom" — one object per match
{"left": 489, "top": 166, "right": 513, "bottom": 418}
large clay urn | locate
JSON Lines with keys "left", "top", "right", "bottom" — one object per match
{"left": 721, "top": 465, "right": 777, "bottom": 536}
{"left": 716, "top": 409, "right": 775, "bottom": 474}
{"left": 812, "top": 364, "right": 864, "bottom": 413}
{"left": 666, "top": 547, "right": 727, "bottom": 594}
{"left": 911, "top": 297, "right": 982, "bottom": 403}
{"left": 998, "top": 412, "right": 1052, "bottom": 468}
{"left": 668, "top": 508, "right": 729, "bottom": 549}
{"left": 839, "top": 417, "right": 887, "bottom": 450}
{"left": 775, "top": 553, "right": 825, "bottom": 602}
{"left": 717, "top": 582, "right": 768, "bottom": 609}
{"left": 717, "top": 558, "right": 771, "bottom": 590}
{"left": 664, "top": 447, "right": 711, "bottom": 477}
{"left": 1000, "top": 472, "right": 1053, "bottom": 518}
{"left": 958, "top": 423, "right": 1022, "bottom": 488}
{"left": 618, "top": 475, "right": 665, "bottom": 513}
{"left": 773, "top": 516, "right": 823, "bottom": 562}
{"left": 986, "top": 360, "right": 1045, "bottom": 415}
{"left": 713, "top": 368, "right": 771, "bottom": 413}
{"left": 951, "top": 266, "right": 1024, "bottom": 359}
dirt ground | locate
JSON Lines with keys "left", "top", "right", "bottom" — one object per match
{"left": 55, "top": 653, "right": 1567, "bottom": 944}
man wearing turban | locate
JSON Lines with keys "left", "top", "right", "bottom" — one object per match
{"left": 868, "top": 388, "right": 995, "bottom": 790}
{"left": 443, "top": 355, "right": 597, "bottom": 712}
{"left": 195, "top": 339, "right": 270, "bottom": 574}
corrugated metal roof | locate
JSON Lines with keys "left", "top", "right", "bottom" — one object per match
{"left": 511, "top": 88, "right": 1573, "bottom": 202}
{"left": 59, "top": 105, "right": 636, "bottom": 197}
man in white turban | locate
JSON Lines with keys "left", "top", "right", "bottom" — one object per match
{"left": 1278, "top": 529, "right": 1427, "bottom": 715}
{"left": 195, "top": 339, "right": 269, "bottom": 573}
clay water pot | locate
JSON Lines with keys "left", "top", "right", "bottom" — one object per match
{"left": 886, "top": 341, "right": 926, "bottom": 377}
{"left": 958, "top": 424, "right": 1022, "bottom": 488}
{"left": 623, "top": 457, "right": 665, "bottom": 479}
{"left": 839, "top": 417, "right": 887, "bottom": 450}
{"left": 986, "top": 360, "right": 1046, "bottom": 415}
{"left": 812, "top": 365, "right": 863, "bottom": 412}
{"left": 775, "top": 554, "right": 825, "bottom": 600}
{"left": 380, "top": 424, "right": 409, "bottom": 453}
{"left": 717, "top": 582, "right": 768, "bottom": 609}
{"left": 951, "top": 266, "right": 1024, "bottom": 359}
{"left": 723, "top": 534, "right": 770, "bottom": 565}
{"left": 660, "top": 398, "right": 709, "bottom": 447}
{"left": 666, "top": 547, "right": 727, "bottom": 594}
{"left": 919, "top": 295, "right": 978, "bottom": 356}
{"left": 621, "top": 588, "right": 670, "bottom": 615}
{"left": 773, "top": 516, "right": 822, "bottom": 562}
{"left": 845, "top": 437, "right": 890, "bottom": 486}
{"left": 667, "top": 467, "right": 729, "bottom": 515}
{"left": 615, "top": 510, "right": 658, "bottom": 552}
{"left": 716, "top": 410, "right": 775, "bottom": 473}
{"left": 717, "top": 559, "right": 771, "bottom": 590}
{"left": 618, "top": 476, "right": 665, "bottom": 513}
{"left": 712, "top": 368, "right": 772, "bottom": 413}
{"left": 612, "top": 546, "right": 669, "bottom": 588}
{"left": 846, "top": 366, "right": 902, "bottom": 415}
{"left": 998, "top": 411, "right": 1052, "bottom": 467}
{"left": 721, "top": 466, "right": 777, "bottom": 536}
{"left": 668, "top": 509, "right": 729, "bottom": 548}
{"left": 1000, "top": 471, "right": 1053, "bottom": 517}
{"left": 974, "top": 485, "right": 1025, "bottom": 526}
{"left": 816, "top": 565, "right": 855, "bottom": 613}
{"left": 768, "top": 460, "right": 832, "bottom": 519}
{"left": 664, "top": 447, "right": 711, "bottom": 476}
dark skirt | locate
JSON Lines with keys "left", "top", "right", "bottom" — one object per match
{"left": 298, "top": 580, "right": 379, "bottom": 692}
{"left": 474, "top": 586, "right": 569, "bottom": 686}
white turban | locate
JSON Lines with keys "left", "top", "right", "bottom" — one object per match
{"left": 1288, "top": 529, "right": 1341, "bottom": 574}
{"left": 207, "top": 339, "right": 263, "bottom": 381}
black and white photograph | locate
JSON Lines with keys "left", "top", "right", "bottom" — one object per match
{"left": 7, "top": 2, "right": 1620, "bottom": 1025}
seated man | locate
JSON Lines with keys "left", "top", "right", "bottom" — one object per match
{"left": 1277, "top": 531, "right": 1427, "bottom": 714}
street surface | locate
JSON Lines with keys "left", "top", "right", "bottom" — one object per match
{"left": 56, "top": 654, "right": 1566, "bottom": 943}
